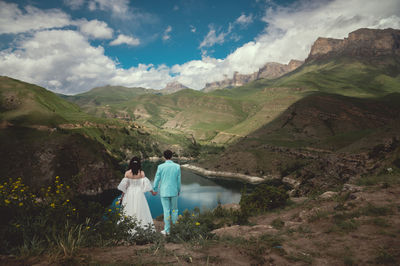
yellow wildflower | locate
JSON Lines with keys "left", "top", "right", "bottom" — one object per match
{"left": 116, "top": 201, "right": 120, "bottom": 205}
{"left": 0, "top": 185, "right": 3, "bottom": 189}
{"left": 4, "top": 199, "right": 10, "bottom": 204}
{"left": 20, "top": 189, "right": 24, "bottom": 192}
{"left": 15, "top": 224, "right": 20, "bottom": 228}
{"left": 108, "top": 209, "right": 112, "bottom": 212}
{"left": 73, "top": 208, "right": 76, "bottom": 212}
{"left": 56, "top": 176, "right": 59, "bottom": 179}
{"left": 192, "top": 214, "right": 195, "bottom": 217}
{"left": 50, "top": 203, "right": 55, "bottom": 208}
{"left": 66, "top": 185, "right": 70, "bottom": 189}
{"left": 86, "top": 226, "right": 90, "bottom": 230}
{"left": 195, "top": 222, "right": 200, "bottom": 226}
{"left": 19, "top": 202, "right": 23, "bottom": 207}
{"left": 56, "top": 190, "right": 60, "bottom": 194}
{"left": 66, "top": 199, "right": 70, "bottom": 202}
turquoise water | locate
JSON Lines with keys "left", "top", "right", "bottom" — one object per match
{"left": 139, "top": 162, "right": 244, "bottom": 218}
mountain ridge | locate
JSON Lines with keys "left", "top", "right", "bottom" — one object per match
{"left": 202, "top": 59, "right": 303, "bottom": 92}
{"left": 306, "top": 28, "right": 400, "bottom": 62}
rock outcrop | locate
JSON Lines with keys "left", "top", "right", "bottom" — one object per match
{"left": 203, "top": 59, "right": 303, "bottom": 92}
{"left": 307, "top": 28, "right": 400, "bottom": 61}
{"left": 160, "top": 81, "right": 189, "bottom": 94}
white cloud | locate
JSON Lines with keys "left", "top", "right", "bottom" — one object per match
{"left": 199, "top": 25, "right": 231, "bottom": 49}
{"left": 88, "top": 0, "right": 129, "bottom": 16}
{"left": 110, "top": 34, "right": 140, "bottom": 46}
{"left": 190, "top": 25, "right": 196, "bottom": 33}
{"left": 0, "top": 30, "right": 116, "bottom": 94}
{"left": 78, "top": 19, "right": 113, "bottom": 39}
{"left": 162, "top": 26, "right": 172, "bottom": 41}
{"left": 110, "top": 64, "right": 173, "bottom": 90}
{"left": 185, "top": 0, "right": 400, "bottom": 89}
{"left": 1, "top": 0, "right": 400, "bottom": 94}
{"left": 0, "top": 2, "right": 71, "bottom": 34}
{"left": 63, "top": 0, "right": 85, "bottom": 10}
{"left": 235, "top": 13, "right": 253, "bottom": 26}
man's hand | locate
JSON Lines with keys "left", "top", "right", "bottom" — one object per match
{"left": 151, "top": 191, "right": 157, "bottom": 196}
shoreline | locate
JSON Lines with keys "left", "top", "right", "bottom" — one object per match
{"left": 181, "top": 164, "right": 277, "bottom": 184}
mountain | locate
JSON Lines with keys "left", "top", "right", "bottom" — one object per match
{"left": 160, "top": 81, "right": 190, "bottom": 94}
{"left": 265, "top": 28, "right": 400, "bottom": 98}
{"left": 197, "top": 28, "right": 400, "bottom": 193}
{"left": 0, "top": 77, "right": 161, "bottom": 193}
{"left": 307, "top": 28, "right": 400, "bottom": 62}
{"left": 61, "top": 85, "right": 157, "bottom": 106}
{"left": 200, "top": 93, "right": 400, "bottom": 195}
{"left": 64, "top": 29, "right": 400, "bottom": 146}
{"left": 202, "top": 60, "right": 303, "bottom": 92}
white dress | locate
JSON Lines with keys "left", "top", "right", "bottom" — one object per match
{"left": 117, "top": 177, "right": 154, "bottom": 230}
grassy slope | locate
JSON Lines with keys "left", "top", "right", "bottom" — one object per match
{"left": 266, "top": 56, "right": 400, "bottom": 96}
{"left": 0, "top": 77, "right": 165, "bottom": 187}
{"left": 63, "top": 56, "right": 400, "bottom": 147}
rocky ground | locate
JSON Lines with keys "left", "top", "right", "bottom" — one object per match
{"left": 1, "top": 180, "right": 400, "bottom": 265}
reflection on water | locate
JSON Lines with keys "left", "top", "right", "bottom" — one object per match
{"left": 142, "top": 161, "right": 244, "bottom": 218}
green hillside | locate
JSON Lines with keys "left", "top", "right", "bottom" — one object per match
{"left": 63, "top": 55, "right": 400, "bottom": 148}
{"left": 61, "top": 85, "right": 157, "bottom": 106}
{"left": 260, "top": 56, "right": 400, "bottom": 97}
{"left": 201, "top": 92, "right": 400, "bottom": 194}
{"left": 0, "top": 76, "right": 90, "bottom": 126}
{"left": 0, "top": 77, "right": 165, "bottom": 192}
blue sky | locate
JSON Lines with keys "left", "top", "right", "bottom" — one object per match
{"left": 0, "top": 0, "right": 400, "bottom": 94}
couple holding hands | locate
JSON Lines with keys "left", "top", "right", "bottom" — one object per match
{"left": 117, "top": 150, "right": 181, "bottom": 235}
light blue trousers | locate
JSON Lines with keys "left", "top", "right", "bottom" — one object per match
{"left": 161, "top": 196, "right": 178, "bottom": 233}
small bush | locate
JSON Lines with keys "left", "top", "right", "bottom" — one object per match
{"left": 271, "top": 218, "right": 285, "bottom": 229}
{"left": 168, "top": 210, "right": 215, "bottom": 243}
{"left": 362, "top": 203, "right": 393, "bottom": 217}
{"left": 239, "top": 185, "right": 289, "bottom": 214}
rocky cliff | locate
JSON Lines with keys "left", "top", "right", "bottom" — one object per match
{"left": 203, "top": 59, "right": 303, "bottom": 92}
{"left": 160, "top": 81, "right": 189, "bottom": 94}
{"left": 307, "top": 28, "right": 400, "bottom": 61}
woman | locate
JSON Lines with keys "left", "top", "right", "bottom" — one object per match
{"left": 117, "top": 156, "right": 156, "bottom": 230}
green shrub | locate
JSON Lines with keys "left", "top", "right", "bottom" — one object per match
{"left": 271, "top": 218, "right": 285, "bottom": 229}
{"left": 239, "top": 185, "right": 289, "bottom": 214}
{"left": 168, "top": 209, "right": 216, "bottom": 243}
{"left": 0, "top": 177, "right": 160, "bottom": 256}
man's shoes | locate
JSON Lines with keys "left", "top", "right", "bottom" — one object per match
{"left": 161, "top": 230, "right": 169, "bottom": 236}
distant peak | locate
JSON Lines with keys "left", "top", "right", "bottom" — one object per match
{"left": 307, "top": 28, "right": 400, "bottom": 62}
{"left": 161, "top": 81, "right": 189, "bottom": 94}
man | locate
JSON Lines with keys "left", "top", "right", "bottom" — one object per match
{"left": 153, "top": 149, "right": 181, "bottom": 235}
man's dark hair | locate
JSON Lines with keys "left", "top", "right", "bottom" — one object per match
{"left": 163, "top": 149, "right": 173, "bottom": 159}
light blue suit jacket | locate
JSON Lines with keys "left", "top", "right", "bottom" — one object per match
{"left": 153, "top": 160, "right": 181, "bottom": 197}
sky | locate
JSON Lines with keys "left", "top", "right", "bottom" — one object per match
{"left": 0, "top": 0, "right": 400, "bottom": 95}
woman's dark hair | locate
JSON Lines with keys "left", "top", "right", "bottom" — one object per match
{"left": 129, "top": 156, "right": 141, "bottom": 175}
{"left": 163, "top": 150, "right": 173, "bottom": 159}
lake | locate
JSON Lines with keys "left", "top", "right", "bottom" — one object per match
{"left": 128, "top": 161, "right": 244, "bottom": 217}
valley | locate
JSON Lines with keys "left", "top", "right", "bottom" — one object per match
{"left": 1, "top": 28, "right": 400, "bottom": 197}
